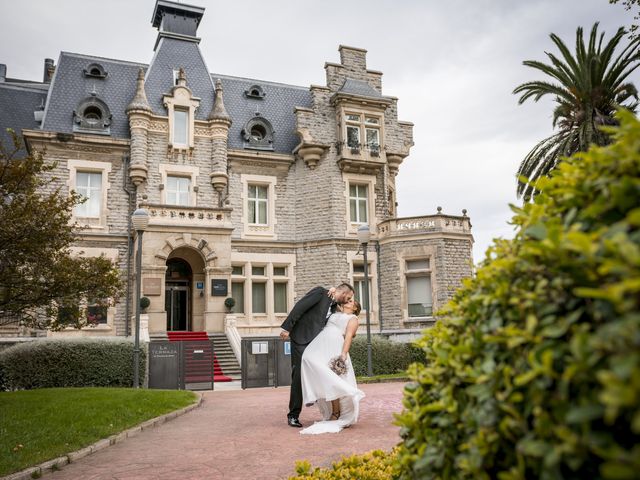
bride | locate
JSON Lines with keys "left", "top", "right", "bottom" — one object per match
{"left": 299, "top": 297, "right": 365, "bottom": 434}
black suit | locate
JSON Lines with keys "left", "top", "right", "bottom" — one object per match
{"left": 281, "top": 286, "right": 332, "bottom": 419}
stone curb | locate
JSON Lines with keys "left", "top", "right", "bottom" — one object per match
{"left": 1, "top": 393, "right": 203, "bottom": 480}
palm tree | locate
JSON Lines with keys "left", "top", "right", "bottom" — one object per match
{"left": 513, "top": 23, "right": 640, "bottom": 199}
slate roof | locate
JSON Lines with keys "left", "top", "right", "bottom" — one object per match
{"left": 339, "top": 78, "right": 381, "bottom": 98}
{"left": 1, "top": 45, "right": 313, "bottom": 154}
{"left": 144, "top": 37, "right": 215, "bottom": 121}
{"left": 212, "top": 74, "right": 312, "bottom": 153}
{"left": 41, "top": 52, "right": 146, "bottom": 139}
{"left": 0, "top": 83, "right": 48, "bottom": 153}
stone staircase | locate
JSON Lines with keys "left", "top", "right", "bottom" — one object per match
{"left": 210, "top": 333, "right": 241, "bottom": 381}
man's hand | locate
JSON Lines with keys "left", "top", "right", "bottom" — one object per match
{"left": 280, "top": 329, "right": 290, "bottom": 340}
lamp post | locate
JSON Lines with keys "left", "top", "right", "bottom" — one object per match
{"left": 131, "top": 208, "right": 149, "bottom": 388}
{"left": 357, "top": 224, "right": 373, "bottom": 377}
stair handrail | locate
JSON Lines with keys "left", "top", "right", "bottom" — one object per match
{"left": 224, "top": 314, "right": 242, "bottom": 366}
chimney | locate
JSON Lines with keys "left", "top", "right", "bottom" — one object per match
{"left": 0, "top": 64, "right": 6, "bottom": 82}
{"left": 43, "top": 58, "right": 55, "bottom": 83}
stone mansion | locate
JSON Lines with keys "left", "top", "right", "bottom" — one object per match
{"left": 0, "top": 0, "right": 473, "bottom": 345}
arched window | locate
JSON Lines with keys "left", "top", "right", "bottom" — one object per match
{"left": 83, "top": 63, "right": 108, "bottom": 79}
{"left": 73, "top": 97, "right": 112, "bottom": 134}
{"left": 241, "top": 116, "right": 274, "bottom": 150}
{"left": 244, "top": 84, "right": 265, "bottom": 99}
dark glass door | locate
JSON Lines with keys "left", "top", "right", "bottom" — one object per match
{"left": 165, "top": 284, "right": 189, "bottom": 331}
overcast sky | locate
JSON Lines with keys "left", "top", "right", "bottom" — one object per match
{"left": 0, "top": 0, "right": 635, "bottom": 263}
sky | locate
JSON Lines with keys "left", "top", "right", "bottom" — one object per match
{"left": 0, "top": 0, "right": 635, "bottom": 263}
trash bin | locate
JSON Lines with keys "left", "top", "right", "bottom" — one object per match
{"left": 241, "top": 337, "right": 292, "bottom": 389}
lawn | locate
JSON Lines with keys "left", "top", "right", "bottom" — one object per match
{"left": 0, "top": 387, "right": 197, "bottom": 476}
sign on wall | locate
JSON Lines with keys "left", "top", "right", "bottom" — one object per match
{"left": 143, "top": 278, "right": 162, "bottom": 296}
{"left": 211, "top": 279, "right": 228, "bottom": 296}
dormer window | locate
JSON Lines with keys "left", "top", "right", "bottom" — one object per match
{"left": 242, "top": 116, "right": 274, "bottom": 150}
{"left": 73, "top": 97, "right": 112, "bottom": 134}
{"left": 173, "top": 108, "right": 189, "bottom": 146}
{"left": 162, "top": 67, "right": 200, "bottom": 150}
{"left": 83, "top": 63, "right": 107, "bottom": 79}
{"left": 244, "top": 85, "right": 266, "bottom": 99}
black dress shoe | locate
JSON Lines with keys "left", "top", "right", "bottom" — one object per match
{"left": 287, "top": 416, "right": 303, "bottom": 428}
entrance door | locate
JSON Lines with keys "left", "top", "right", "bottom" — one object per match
{"left": 165, "top": 284, "right": 190, "bottom": 331}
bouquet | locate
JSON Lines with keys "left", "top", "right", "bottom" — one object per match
{"left": 328, "top": 356, "right": 348, "bottom": 376}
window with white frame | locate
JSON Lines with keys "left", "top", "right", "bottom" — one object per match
{"left": 349, "top": 184, "right": 368, "bottom": 224}
{"left": 352, "top": 262, "right": 372, "bottom": 311}
{"left": 75, "top": 171, "right": 102, "bottom": 217}
{"left": 344, "top": 113, "right": 381, "bottom": 154}
{"left": 231, "top": 281, "right": 244, "bottom": 314}
{"left": 166, "top": 175, "right": 191, "bottom": 206}
{"left": 173, "top": 108, "right": 189, "bottom": 146}
{"left": 274, "top": 282, "right": 288, "bottom": 314}
{"left": 406, "top": 259, "right": 432, "bottom": 317}
{"left": 231, "top": 260, "right": 291, "bottom": 317}
{"left": 248, "top": 184, "right": 268, "bottom": 225}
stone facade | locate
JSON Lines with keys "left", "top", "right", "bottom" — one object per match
{"left": 0, "top": 0, "right": 473, "bottom": 343}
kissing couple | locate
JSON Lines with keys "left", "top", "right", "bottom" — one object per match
{"left": 280, "top": 283, "right": 365, "bottom": 435}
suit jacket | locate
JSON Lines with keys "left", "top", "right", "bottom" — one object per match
{"left": 281, "top": 286, "right": 332, "bottom": 345}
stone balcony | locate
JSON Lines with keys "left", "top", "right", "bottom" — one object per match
{"left": 140, "top": 203, "right": 233, "bottom": 230}
{"left": 378, "top": 212, "right": 472, "bottom": 239}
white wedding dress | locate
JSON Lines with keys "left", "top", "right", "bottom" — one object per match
{"left": 299, "top": 312, "right": 365, "bottom": 434}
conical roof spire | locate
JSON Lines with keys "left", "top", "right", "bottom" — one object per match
{"left": 126, "top": 68, "right": 151, "bottom": 113}
{"left": 209, "top": 78, "right": 231, "bottom": 122}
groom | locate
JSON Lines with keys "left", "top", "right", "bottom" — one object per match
{"left": 280, "top": 283, "right": 354, "bottom": 427}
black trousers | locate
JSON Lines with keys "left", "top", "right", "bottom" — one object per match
{"left": 288, "top": 341, "right": 308, "bottom": 418}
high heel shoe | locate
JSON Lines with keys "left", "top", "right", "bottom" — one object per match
{"left": 330, "top": 411, "right": 341, "bottom": 421}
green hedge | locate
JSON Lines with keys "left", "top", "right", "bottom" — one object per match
{"left": 0, "top": 338, "right": 146, "bottom": 390}
{"left": 395, "top": 111, "right": 640, "bottom": 478}
{"left": 290, "top": 449, "right": 399, "bottom": 479}
{"left": 349, "top": 335, "right": 425, "bottom": 377}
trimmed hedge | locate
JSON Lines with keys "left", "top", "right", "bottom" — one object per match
{"left": 395, "top": 112, "right": 640, "bottom": 478}
{"left": 0, "top": 338, "right": 146, "bottom": 390}
{"left": 349, "top": 335, "right": 425, "bottom": 377}
{"left": 289, "top": 449, "right": 399, "bottom": 479}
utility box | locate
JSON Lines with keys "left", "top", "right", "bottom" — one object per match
{"left": 241, "top": 337, "right": 292, "bottom": 389}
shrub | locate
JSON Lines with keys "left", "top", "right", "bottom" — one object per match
{"left": 395, "top": 111, "right": 640, "bottom": 479}
{"left": 349, "top": 335, "right": 425, "bottom": 377}
{"left": 289, "top": 449, "right": 399, "bottom": 479}
{"left": 0, "top": 338, "right": 146, "bottom": 390}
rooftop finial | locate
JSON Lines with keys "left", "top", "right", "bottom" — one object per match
{"left": 209, "top": 78, "right": 231, "bottom": 123}
{"left": 126, "top": 68, "right": 151, "bottom": 113}
{"left": 177, "top": 67, "right": 187, "bottom": 87}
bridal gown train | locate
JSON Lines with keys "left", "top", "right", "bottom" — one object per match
{"left": 300, "top": 312, "right": 365, "bottom": 434}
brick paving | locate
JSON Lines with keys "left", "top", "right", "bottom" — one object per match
{"left": 47, "top": 382, "right": 405, "bottom": 480}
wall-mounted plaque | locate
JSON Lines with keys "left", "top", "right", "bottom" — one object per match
{"left": 143, "top": 278, "right": 161, "bottom": 296}
{"left": 211, "top": 279, "right": 228, "bottom": 296}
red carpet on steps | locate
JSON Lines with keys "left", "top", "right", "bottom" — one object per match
{"left": 166, "top": 331, "right": 233, "bottom": 382}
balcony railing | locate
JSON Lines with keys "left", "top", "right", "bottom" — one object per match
{"left": 141, "top": 203, "right": 232, "bottom": 229}
{"left": 378, "top": 213, "right": 472, "bottom": 238}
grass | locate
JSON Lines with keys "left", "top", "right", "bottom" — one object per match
{"left": 0, "top": 387, "right": 197, "bottom": 476}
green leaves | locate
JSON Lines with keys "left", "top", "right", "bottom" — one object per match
{"left": 395, "top": 113, "right": 640, "bottom": 479}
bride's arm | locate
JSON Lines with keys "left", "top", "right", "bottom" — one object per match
{"left": 340, "top": 316, "right": 360, "bottom": 361}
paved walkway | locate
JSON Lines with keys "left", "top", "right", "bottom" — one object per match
{"left": 48, "top": 382, "right": 405, "bottom": 479}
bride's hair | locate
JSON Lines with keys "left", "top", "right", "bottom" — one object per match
{"left": 352, "top": 300, "right": 362, "bottom": 316}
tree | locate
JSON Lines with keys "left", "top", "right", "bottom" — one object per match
{"left": 610, "top": 0, "right": 640, "bottom": 38}
{"left": 513, "top": 23, "right": 640, "bottom": 199}
{"left": 0, "top": 130, "right": 123, "bottom": 330}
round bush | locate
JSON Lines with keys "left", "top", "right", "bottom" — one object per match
{"left": 0, "top": 337, "right": 146, "bottom": 390}
{"left": 395, "top": 112, "right": 640, "bottom": 478}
